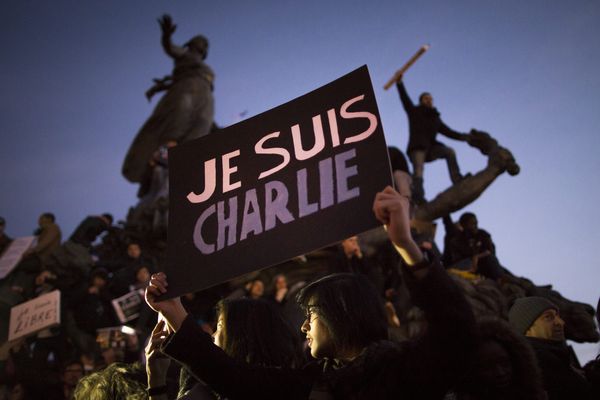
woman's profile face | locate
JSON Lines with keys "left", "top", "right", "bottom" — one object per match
{"left": 301, "top": 304, "right": 334, "bottom": 359}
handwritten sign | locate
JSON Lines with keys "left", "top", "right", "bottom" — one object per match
{"left": 0, "top": 236, "right": 36, "bottom": 279}
{"left": 8, "top": 290, "right": 61, "bottom": 341}
{"left": 165, "top": 66, "right": 392, "bottom": 298}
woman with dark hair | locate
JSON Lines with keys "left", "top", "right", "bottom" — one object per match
{"left": 449, "top": 317, "right": 545, "bottom": 400}
{"left": 146, "top": 298, "right": 304, "bottom": 399}
{"left": 297, "top": 273, "right": 388, "bottom": 361}
{"left": 213, "top": 298, "right": 303, "bottom": 368}
{"left": 145, "top": 185, "right": 476, "bottom": 399}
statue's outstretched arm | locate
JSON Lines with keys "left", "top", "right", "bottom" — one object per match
{"left": 158, "top": 14, "right": 185, "bottom": 58}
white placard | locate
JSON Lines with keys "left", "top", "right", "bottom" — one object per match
{"left": 0, "top": 236, "right": 36, "bottom": 279}
{"left": 8, "top": 290, "right": 61, "bottom": 341}
{"left": 112, "top": 290, "right": 143, "bottom": 324}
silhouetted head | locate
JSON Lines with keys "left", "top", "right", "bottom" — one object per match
{"left": 185, "top": 35, "right": 209, "bottom": 59}
{"left": 39, "top": 212, "right": 56, "bottom": 227}
{"left": 419, "top": 92, "right": 433, "bottom": 108}
{"left": 459, "top": 212, "right": 478, "bottom": 235}
{"left": 101, "top": 213, "right": 113, "bottom": 226}
{"left": 387, "top": 146, "right": 410, "bottom": 174}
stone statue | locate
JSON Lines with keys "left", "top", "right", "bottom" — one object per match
{"left": 122, "top": 14, "right": 215, "bottom": 183}
{"left": 414, "top": 129, "right": 520, "bottom": 222}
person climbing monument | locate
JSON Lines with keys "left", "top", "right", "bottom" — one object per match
{"left": 396, "top": 74, "right": 472, "bottom": 203}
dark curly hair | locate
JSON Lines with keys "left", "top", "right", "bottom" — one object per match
{"left": 74, "top": 362, "right": 147, "bottom": 400}
{"left": 454, "top": 317, "right": 545, "bottom": 400}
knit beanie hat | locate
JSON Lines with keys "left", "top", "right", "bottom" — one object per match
{"left": 508, "top": 296, "right": 558, "bottom": 334}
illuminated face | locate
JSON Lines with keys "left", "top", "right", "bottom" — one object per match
{"left": 249, "top": 280, "right": 264, "bottom": 298}
{"left": 301, "top": 304, "right": 334, "bottom": 359}
{"left": 91, "top": 276, "right": 106, "bottom": 289}
{"left": 213, "top": 314, "right": 225, "bottom": 348}
{"left": 136, "top": 266, "right": 151, "bottom": 284}
{"left": 526, "top": 309, "right": 565, "bottom": 341}
{"left": 127, "top": 243, "right": 141, "bottom": 259}
{"left": 62, "top": 363, "right": 84, "bottom": 387}
{"left": 341, "top": 236, "right": 361, "bottom": 258}
{"left": 275, "top": 275, "right": 287, "bottom": 291}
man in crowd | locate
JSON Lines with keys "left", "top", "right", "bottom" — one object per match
{"left": 59, "top": 359, "right": 85, "bottom": 400}
{"left": 396, "top": 76, "right": 472, "bottom": 203}
{"left": 509, "top": 296, "right": 593, "bottom": 399}
{"left": 69, "top": 213, "right": 113, "bottom": 248}
{"left": 442, "top": 212, "right": 505, "bottom": 281}
{"left": 23, "top": 212, "right": 62, "bottom": 268}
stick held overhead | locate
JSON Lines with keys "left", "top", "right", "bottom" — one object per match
{"left": 384, "top": 44, "right": 430, "bottom": 90}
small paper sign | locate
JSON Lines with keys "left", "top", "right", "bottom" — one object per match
{"left": 0, "top": 236, "right": 36, "bottom": 279}
{"left": 8, "top": 290, "right": 61, "bottom": 341}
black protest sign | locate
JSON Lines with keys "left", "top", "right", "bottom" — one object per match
{"left": 165, "top": 65, "right": 392, "bottom": 298}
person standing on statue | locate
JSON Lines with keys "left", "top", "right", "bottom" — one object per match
{"left": 396, "top": 75, "right": 472, "bottom": 203}
{"left": 122, "top": 14, "right": 215, "bottom": 183}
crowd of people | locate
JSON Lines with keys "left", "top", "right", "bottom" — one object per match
{"left": 1, "top": 159, "right": 599, "bottom": 399}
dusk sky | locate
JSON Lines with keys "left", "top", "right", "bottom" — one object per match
{"left": 1, "top": 1, "right": 599, "bottom": 361}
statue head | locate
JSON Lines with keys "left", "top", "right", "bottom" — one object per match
{"left": 185, "top": 35, "right": 209, "bottom": 58}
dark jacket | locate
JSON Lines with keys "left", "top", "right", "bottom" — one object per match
{"left": 31, "top": 222, "right": 62, "bottom": 265}
{"left": 528, "top": 337, "right": 593, "bottom": 400}
{"left": 397, "top": 81, "right": 465, "bottom": 154}
{"left": 69, "top": 216, "right": 109, "bottom": 248}
{"left": 161, "top": 263, "right": 476, "bottom": 399}
{"left": 443, "top": 227, "right": 495, "bottom": 266}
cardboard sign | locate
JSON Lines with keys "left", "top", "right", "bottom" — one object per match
{"left": 8, "top": 290, "right": 61, "bottom": 341}
{"left": 112, "top": 290, "right": 144, "bottom": 324}
{"left": 0, "top": 236, "right": 36, "bottom": 279}
{"left": 166, "top": 66, "right": 392, "bottom": 297}
{"left": 96, "top": 326, "right": 137, "bottom": 350}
